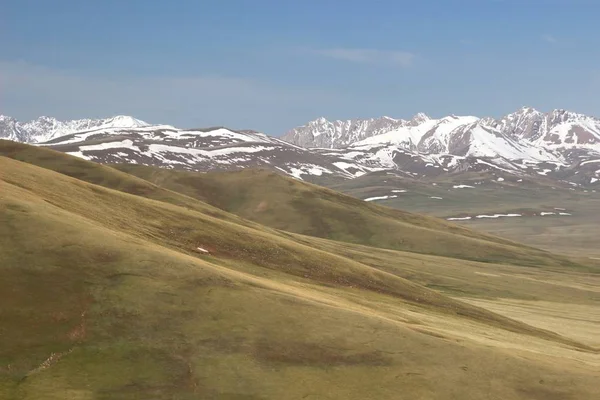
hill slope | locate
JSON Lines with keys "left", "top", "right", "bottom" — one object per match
{"left": 1, "top": 146, "right": 598, "bottom": 399}
{"left": 2, "top": 140, "right": 574, "bottom": 267}
{"left": 114, "top": 163, "right": 578, "bottom": 267}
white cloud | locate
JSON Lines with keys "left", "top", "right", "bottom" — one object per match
{"left": 312, "top": 48, "right": 415, "bottom": 67}
{"left": 542, "top": 34, "right": 558, "bottom": 44}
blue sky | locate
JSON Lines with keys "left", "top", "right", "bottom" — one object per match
{"left": 2, "top": 0, "right": 599, "bottom": 134}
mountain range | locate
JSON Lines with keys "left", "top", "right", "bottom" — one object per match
{"left": 283, "top": 107, "right": 600, "bottom": 159}
{"left": 0, "top": 115, "right": 148, "bottom": 143}
{"left": 1, "top": 107, "right": 599, "bottom": 186}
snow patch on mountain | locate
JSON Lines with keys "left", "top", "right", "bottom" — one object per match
{"left": 364, "top": 195, "right": 398, "bottom": 202}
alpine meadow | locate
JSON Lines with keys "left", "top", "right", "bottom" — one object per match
{"left": 2, "top": 1, "right": 600, "bottom": 399}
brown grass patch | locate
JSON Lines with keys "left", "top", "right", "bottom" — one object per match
{"left": 253, "top": 339, "right": 393, "bottom": 367}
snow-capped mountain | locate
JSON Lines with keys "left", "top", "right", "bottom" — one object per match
{"left": 29, "top": 123, "right": 375, "bottom": 181}
{"left": 282, "top": 115, "right": 421, "bottom": 149}
{"left": 0, "top": 115, "right": 148, "bottom": 143}
{"left": 495, "top": 108, "right": 600, "bottom": 153}
{"left": 1, "top": 109, "right": 599, "bottom": 186}
{"left": 279, "top": 107, "right": 600, "bottom": 185}
{"left": 283, "top": 107, "right": 600, "bottom": 156}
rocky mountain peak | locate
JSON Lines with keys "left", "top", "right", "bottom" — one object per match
{"left": 413, "top": 112, "right": 430, "bottom": 121}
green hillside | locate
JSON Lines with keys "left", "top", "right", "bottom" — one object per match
{"left": 1, "top": 143, "right": 598, "bottom": 399}
{"left": 113, "top": 164, "right": 582, "bottom": 268}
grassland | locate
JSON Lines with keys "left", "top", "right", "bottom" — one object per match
{"left": 464, "top": 209, "right": 600, "bottom": 258}
{"left": 1, "top": 141, "right": 599, "bottom": 399}
{"left": 111, "top": 164, "right": 586, "bottom": 268}
{"left": 329, "top": 169, "right": 600, "bottom": 258}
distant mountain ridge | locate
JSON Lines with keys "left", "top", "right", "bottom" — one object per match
{"left": 0, "top": 115, "right": 148, "bottom": 143}
{"left": 277, "top": 107, "right": 600, "bottom": 185}
{"left": 1, "top": 108, "right": 599, "bottom": 186}
{"left": 281, "top": 115, "right": 420, "bottom": 149}
{"left": 282, "top": 107, "right": 600, "bottom": 157}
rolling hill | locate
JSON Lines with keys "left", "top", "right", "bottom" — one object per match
{"left": 113, "top": 163, "right": 581, "bottom": 268}
{"left": 1, "top": 141, "right": 599, "bottom": 399}
{"left": 2, "top": 140, "right": 575, "bottom": 268}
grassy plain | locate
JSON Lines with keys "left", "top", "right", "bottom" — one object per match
{"left": 328, "top": 169, "right": 600, "bottom": 257}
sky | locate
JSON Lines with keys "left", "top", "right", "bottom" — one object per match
{"left": 2, "top": 0, "right": 600, "bottom": 135}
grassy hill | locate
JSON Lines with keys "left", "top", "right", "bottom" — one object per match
{"left": 1, "top": 140, "right": 580, "bottom": 267}
{"left": 1, "top": 142, "right": 599, "bottom": 399}
{"left": 112, "top": 163, "right": 583, "bottom": 268}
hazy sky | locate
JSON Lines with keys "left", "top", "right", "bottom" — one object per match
{"left": 2, "top": 0, "right": 599, "bottom": 135}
